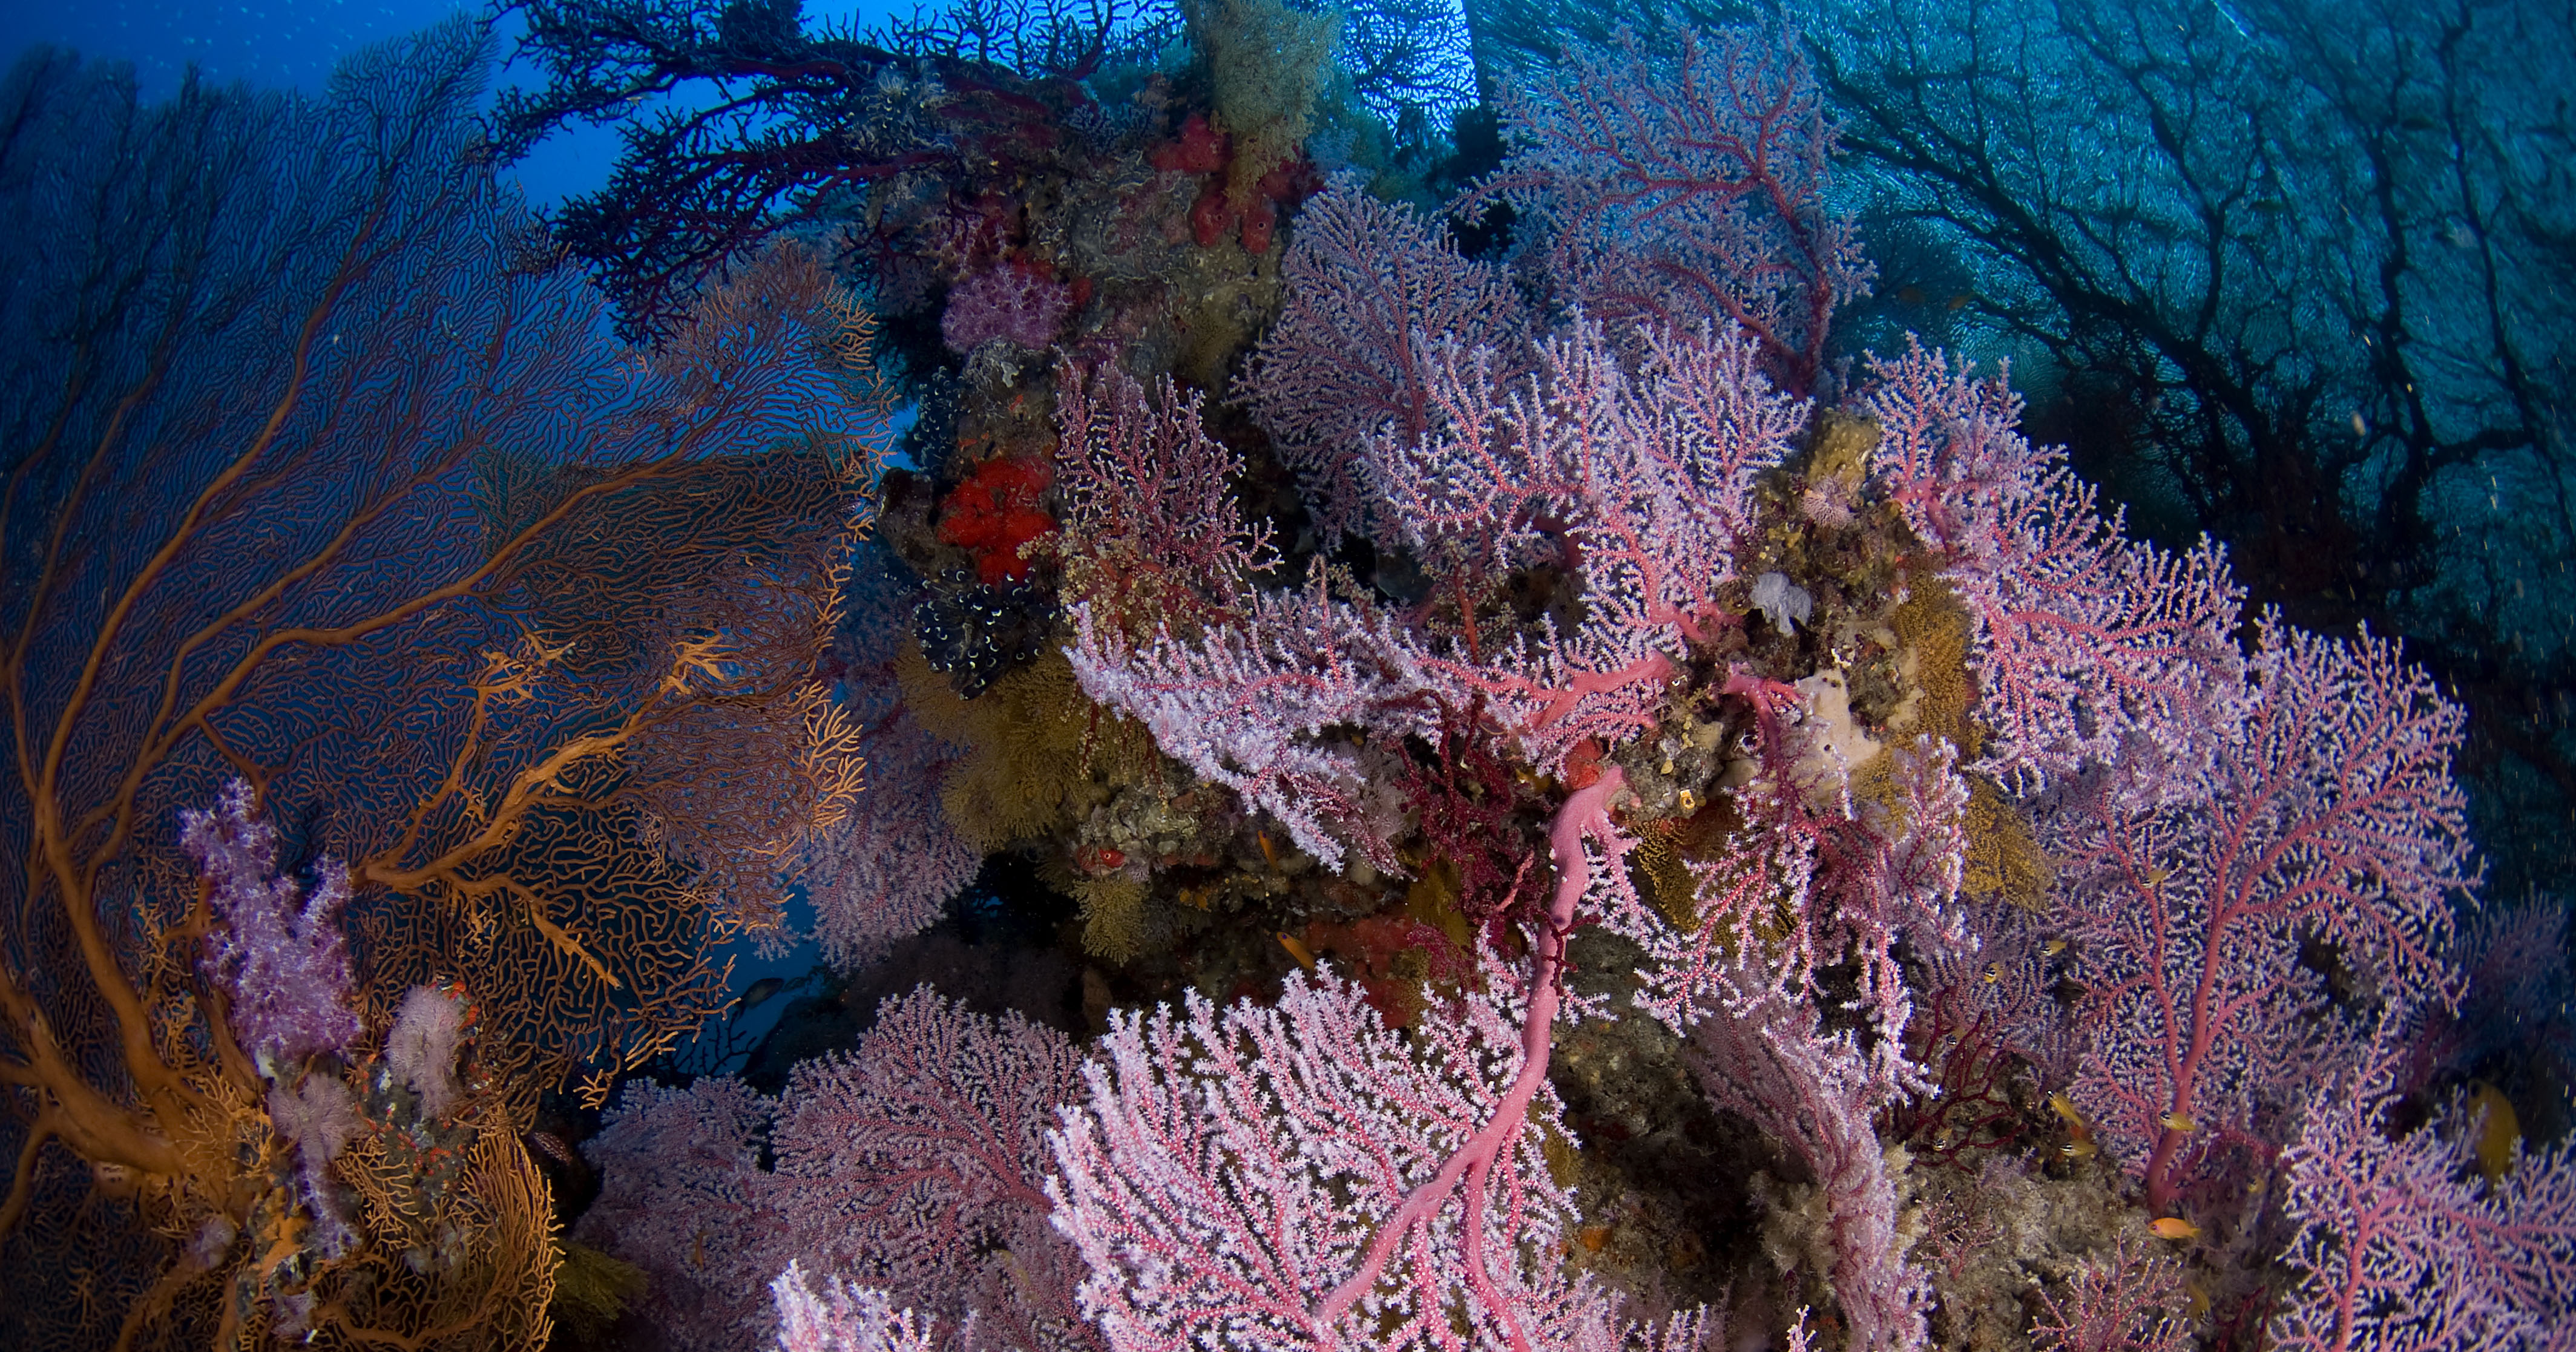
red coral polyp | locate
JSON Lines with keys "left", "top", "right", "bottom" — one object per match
{"left": 1149, "top": 112, "right": 1229, "bottom": 175}
{"left": 938, "top": 458, "right": 1056, "bottom": 585}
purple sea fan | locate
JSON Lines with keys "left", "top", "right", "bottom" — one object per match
{"left": 2271, "top": 1022, "right": 2576, "bottom": 1350}
{"left": 180, "top": 778, "right": 363, "bottom": 1066}
{"left": 774, "top": 1264, "right": 936, "bottom": 1352}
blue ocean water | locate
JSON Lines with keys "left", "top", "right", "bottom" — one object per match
{"left": 0, "top": 0, "right": 905, "bottom": 208}
{"left": 0, "top": 0, "right": 474, "bottom": 100}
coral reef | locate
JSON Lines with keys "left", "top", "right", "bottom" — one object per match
{"left": 12, "top": 5, "right": 2574, "bottom": 1351}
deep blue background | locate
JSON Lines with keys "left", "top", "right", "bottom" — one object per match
{"left": 0, "top": 0, "right": 906, "bottom": 209}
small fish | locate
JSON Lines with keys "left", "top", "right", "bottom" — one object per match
{"left": 1277, "top": 931, "right": 1317, "bottom": 972}
{"left": 2471, "top": 1081, "right": 2522, "bottom": 1182}
{"left": 1257, "top": 831, "right": 1281, "bottom": 870}
{"left": 2048, "top": 1092, "right": 2098, "bottom": 1160}
{"left": 1945, "top": 292, "right": 1973, "bottom": 312}
{"left": 1897, "top": 285, "right": 1927, "bottom": 306}
{"left": 2351, "top": 410, "right": 2369, "bottom": 438}
{"left": 2160, "top": 1110, "right": 2197, "bottom": 1133}
{"left": 737, "top": 976, "right": 786, "bottom": 1011}
{"left": 2149, "top": 1216, "right": 2201, "bottom": 1241}
{"left": 2042, "top": 937, "right": 2069, "bottom": 957}
{"left": 1982, "top": 963, "right": 2002, "bottom": 984}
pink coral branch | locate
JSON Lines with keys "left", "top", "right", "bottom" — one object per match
{"left": 2054, "top": 620, "right": 2478, "bottom": 1212}
{"left": 1065, "top": 573, "right": 1434, "bottom": 875}
{"left": 1379, "top": 320, "right": 1798, "bottom": 767}
{"left": 1471, "top": 26, "right": 1870, "bottom": 393}
{"left": 1053, "top": 358, "right": 1279, "bottom": 623}
{"left": 2273, "top": 1023, "right": 2576, "bottom": 1350}
{"left": 1239, "top": 179, "right": 1530, "bottom": 545}
{"left": 1312, "top": 769, "right": 1628, "bottom": 1348}
{"left": 1865, "top": 341, "right": 2244, "bottom": 797}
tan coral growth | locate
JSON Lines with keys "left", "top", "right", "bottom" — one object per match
{"left": 310, "top": 1126, "right": 559, "bottom": 1351}
{"left": 1183, "top": 0, "right": 1337, "bottom": 208}
{"left": 899, "top": 645, "right": 1154, "bottom": 855}
{"left": 1884, "top": 579, "right": 2051, "bottom": 909}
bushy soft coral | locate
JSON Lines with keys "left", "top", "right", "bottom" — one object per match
{"left": 180, "top": 778, "right": 364, "bottom": 1066}
{"left": 941, "top": 261, "right": 1073, "bottom": 353}
{"left": 386, "top": 983, "right": 473, "bottom": 1119}
{"left": 937, "top": 457, "right": 1056, "bottom": 586}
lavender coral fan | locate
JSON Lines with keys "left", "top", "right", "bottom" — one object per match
{"left": 774, "top": 1264, "right": 936, "bottom": 1352}
{"left": 2272, "top": 1026, "right": 2576, "bottom": 1350}
{"left": 577, "top": 988, "right": 1090, "bottom": 1352}
{"left": 179, "top": 778, "right": 363, "bottom": 1066}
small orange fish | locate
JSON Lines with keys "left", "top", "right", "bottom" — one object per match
{"left": 2042, "top": 937, "right": 2069, "bottom": 957}
{"left": 2149, "top": 1216, "right": 2200, "bottom": 1241}
{"left": 1257, "top": 832, "right": 1281, "bottom": 870}
{"left": 2160, "top": 1110, "right": 2197, "bottom": 1133}
{"left": 2048, "top": 1092, "right": 2097, "bottom": 1161}
{"left": 1277, "top": 931, "right": 1317, "bottom": 972}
